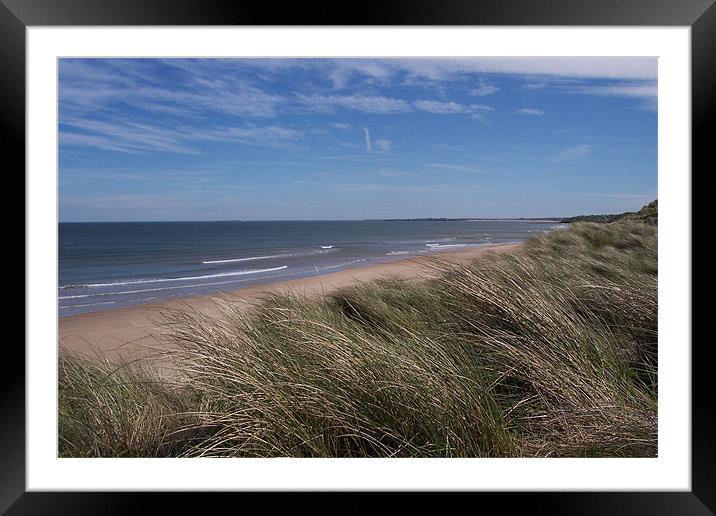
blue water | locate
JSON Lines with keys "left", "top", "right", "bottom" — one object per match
{"left": 58, "top": 220, "right": 566, "bottom": 316}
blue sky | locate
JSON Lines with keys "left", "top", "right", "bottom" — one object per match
{"left": 59, "top": 58, "right": 657, "bottom": 221}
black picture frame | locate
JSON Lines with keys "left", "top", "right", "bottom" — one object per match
{"left": 5, "top": 0, "right": 709, "bottom": 512}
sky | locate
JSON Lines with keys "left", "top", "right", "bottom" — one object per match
{"left": 59, "top": 58, "right": 657, "bottom": 221}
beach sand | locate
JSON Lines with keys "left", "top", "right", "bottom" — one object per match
{"left": 59, "top": 243, "right": 523, "bottom": 365}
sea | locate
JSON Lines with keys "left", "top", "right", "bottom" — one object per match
{"left": 58, "top": 220, "right": 567, "bottom": 316}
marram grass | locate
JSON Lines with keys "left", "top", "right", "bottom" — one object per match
{"left": 59, "top": 209, "right": 658, "bottom": 458}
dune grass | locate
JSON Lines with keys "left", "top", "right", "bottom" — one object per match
{"left": 58, "top": 213, "right": 658, "bottom": 458}
{"left": 58, "top": 351, "right": 198, "bottom": 457}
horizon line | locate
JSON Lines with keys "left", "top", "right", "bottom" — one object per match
{"left": 59, "top": 217, "right": 573, "bottom": 224}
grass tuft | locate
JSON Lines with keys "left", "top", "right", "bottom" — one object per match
{"left": 58, "top": 350, "right": 199, "bottom": 457}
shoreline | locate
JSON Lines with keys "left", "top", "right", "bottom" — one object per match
{"left": 59, "top": 243, "right": 523, "bottom": 364}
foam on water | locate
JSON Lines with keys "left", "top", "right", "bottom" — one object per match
{"left": 61, "top": 265, "right": 288, "bottom": 289}
{"left": 202, "top": 254, "right": 285, "bottom": 264}
{"left": 201, "top": 247, "right": 337, "bottom": 264}
{"left": 426, "top": 243, "right": 467, "bottom": 249}
{"left": 59, "top": 271, "right": 291, "bottom": 300}
{"left": 315, "top": 258, "right": 368, "bottom": 271}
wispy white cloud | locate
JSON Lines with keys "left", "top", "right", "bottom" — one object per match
{"left": 297, "top": 94, "right": 412, "bottom": 114}
{"left": 60, "top": 60, "right": 285, "bottom": 119}
{"left": 414, "top": 100, "right": 493, "bottom": 120}
{"left": 377, "top": 169, "right": 416, "bottom": 177}
{"left": 373, "top": 139, "right": 392, "bottom": 153}
{"left": 567, "top": 82, "right": 658, "bottom": 112}
{"left": 554, "top": 127, "right": 574, "bottom": 135}
{"left": 426, "top": 163, "right": 480, "bottom": 174}
{"left": 522, "top": 78, "right": 657, "bottom": 112}
{"left": 230, "top": 57, "right": 656, "bottom": 90}
{"left": 331, "top": 182, "right": 458, "bottom": 193}
{"left": 60, "top": 58, "right": 658, "bottom": 128}
{"left": 363, "top": 128, "right": 372, "bottom": 153}
{"left": 60, "top": 118, "right": 200, "bottom": 154}
{"left": 559, "top": 144, "right": 592, "bottom": 159}
{"left": 59, "top": 132, "right": 147, "bottom": 155}
{"left": 327, "top": 60, "right": 393, "bottom": 89}
{"left": 517, "top": 108, "right": 545, "bottom": 116}
{"left": 61, "top": 167, "right": 248, "bottom": 186}
{"left": 189, "top": 125, "right": 303, "bottom": 145}
{"left": 426, "top": 163, "right": 478, "bottom": 174}
{"left": 391, "top": 57, "right": 657, "bottom": 81}
{"left": 578, "top": 83, "right": 657, "bottom": 98}
{"left": 361, "top": 129, "right": 392, "bottom": 154}
{"left": 60, "top": 116, "right": 303, "bottom": 154}
{"left": 414, "top": 100, "right": 466, "bottom": 114}
{"left": 470, "top": 79, "right": 500, "bottom": 97}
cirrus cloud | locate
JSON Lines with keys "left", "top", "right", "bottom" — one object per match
{"left": 517, "top": 108, "right": 545, "bottom": 116}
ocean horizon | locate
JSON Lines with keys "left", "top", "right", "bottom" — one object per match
{"left": 59, "top": 220, "right": 567, "bottom": 316}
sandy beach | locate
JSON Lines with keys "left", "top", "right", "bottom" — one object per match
{"left": 58, "top": 243, "right": 522, "bottom": 364}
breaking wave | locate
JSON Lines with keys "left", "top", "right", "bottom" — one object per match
{"left": 60, "top": 266, "right": 288, "bottom": 290}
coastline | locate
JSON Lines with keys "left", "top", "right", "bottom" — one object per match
{"left": 58, "top": 243, "right": 523, "bottom": 364}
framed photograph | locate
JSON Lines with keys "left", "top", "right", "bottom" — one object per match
{"left": 7, "top": 0, "right": 709, "bottom": 511}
